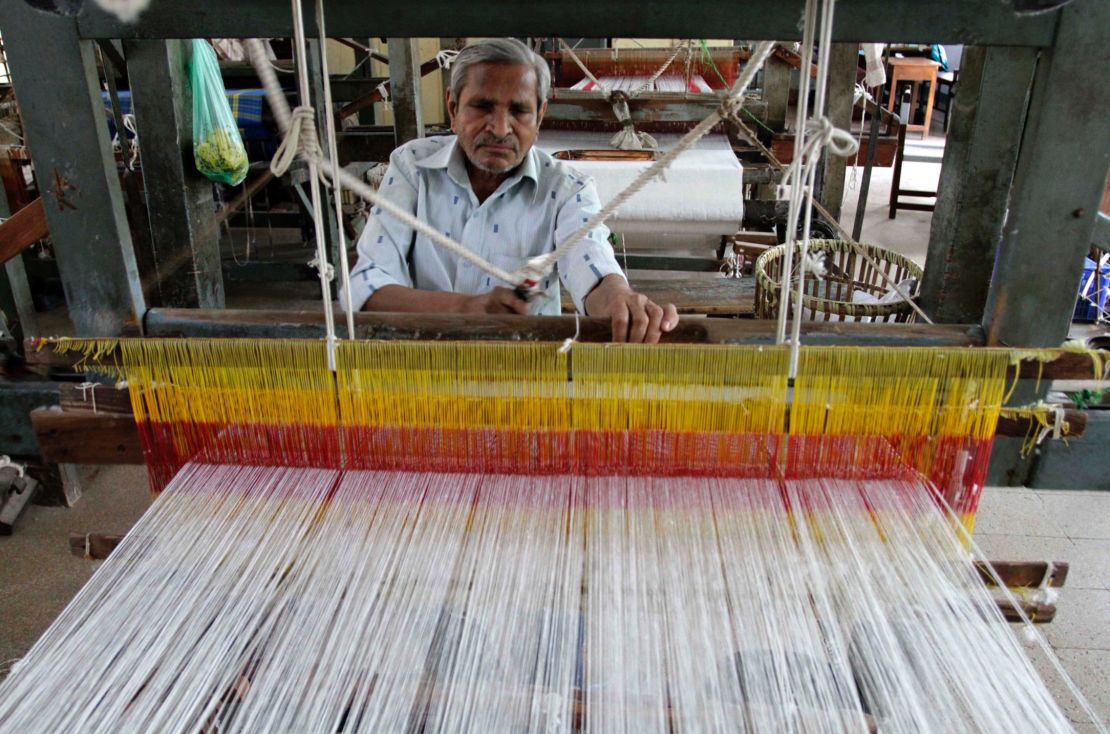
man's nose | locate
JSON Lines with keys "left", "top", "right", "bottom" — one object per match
{"left": 487, "top": 109, "right": 512, "bottom": 138}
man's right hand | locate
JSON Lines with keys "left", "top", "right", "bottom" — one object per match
{"left": 459, "top": 287, "right": 530, "bottom": 315}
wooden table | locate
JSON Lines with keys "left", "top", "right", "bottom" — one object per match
{"left": 887, "top": 57, "right": 940, "bottom": 140}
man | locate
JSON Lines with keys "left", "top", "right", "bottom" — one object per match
{"left": 342, "top": 38, "right": 679, "bottom": 343}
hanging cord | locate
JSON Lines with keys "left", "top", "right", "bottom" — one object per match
{"left": 314, "top": 0, "right": 355, "bottom": 338}
{"left": 248, "top": 37, "right": 776, "bottom": 301}
{"left": 784, "top": 0, "right": 858, "bottom": 379}
{"left": 287, "top": 0, "right": 338, "bottom": 369}
{"left": 774, "top": 0, "right": 821, "bottom": 363}
{"left": 849, "top": 83, "right": 873, "bottom": 190}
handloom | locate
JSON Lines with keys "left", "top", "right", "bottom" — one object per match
{"left": 3, "top": 1, "right": 1102, "bottom": 730}
{"left": 0, "top": 338, "right": 1100, "bottom": 732}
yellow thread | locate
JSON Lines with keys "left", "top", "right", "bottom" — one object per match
{"left": 43, "top": 337, "right": 1025, "bottom": 517}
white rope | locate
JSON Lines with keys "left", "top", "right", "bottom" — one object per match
{"left": 557, "top": 311, "right": 580, "bottom": 354}
{"left": 558, "top": 38, "right": 607, "bottom": 92}
{"left": 249, "top": 36, "right": 776, "bottom": 299}
{"left": 269, "top": 107, "right": 320, "bottom": 178}
{"left": 376, "top": 80, "right": 392, "bottom": 111}
{"left": 76, "top": 382, "right": 100, "bottom": 413}
{"left": 789, "top": 0, "right": 845, "bottom": 379}
{"left": 435, "top": 49, "right": 459, "bottom": 70}
{"left": 774, "top": 0, "right": 821, "bottom": 351}
{"left": 287, "top": 0, "right": 338, "bottom": 370}
{"left": 0, "top": 455, "right": 25, "bottom": 478}
{"left": 772, "top": 0, "right": 865, "bottom": 379}
{"left": 314, "top": 0, "right": 356, "bottom": 338}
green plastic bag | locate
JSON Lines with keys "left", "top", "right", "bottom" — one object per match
{"left": 190, "top": 39, "right": 248, "bottom": 186}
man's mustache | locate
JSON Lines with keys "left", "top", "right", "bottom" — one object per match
{"left": 474, "top": 134, "right": 519, "bottom": 152}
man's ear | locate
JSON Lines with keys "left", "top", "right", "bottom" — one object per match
{"left": 446, "top": 89, "right": 458, "bottom": 132}
{"left": 537, "top": 100, "right": 548, "bottom": 127}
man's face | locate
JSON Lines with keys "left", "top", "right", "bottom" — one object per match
{"left": 447, "top": 62, "right": 546, "bottom": 175}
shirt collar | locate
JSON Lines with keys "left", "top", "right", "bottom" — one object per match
{"left": 414, "top": 135, "right": 540, "bottom": 192}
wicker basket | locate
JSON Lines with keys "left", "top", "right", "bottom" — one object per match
{"left": 754, "top": 239, "right": 923, "bottom": 322}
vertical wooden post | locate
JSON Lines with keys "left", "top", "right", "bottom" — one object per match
{"left": 388, "top": 37, "right": 425, "bottom": 146}
{"left": 919, "top": 46, "right": 1036, "bottom": 324}
{"left": 983, "top": 0, "right": 1110, "bottom": 348}
{"left": 819, "top": 43, "right": 859, "bottom": 222}
{"left": 762, "top": 52, "right": 791, "bottom": 132}
{"left": 0, "top": 4, "right": 145, "bottom": 336}
{"left": 125, "top": 39, "right": 225, "bottom": 309}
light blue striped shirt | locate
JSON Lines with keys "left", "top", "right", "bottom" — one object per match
{"left": 342, "top": 135, "right": 624, "bottom": 315}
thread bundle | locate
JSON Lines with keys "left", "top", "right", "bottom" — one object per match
{"left": 0, "top": 465, "right": 1074, "bottom": 732}
{"left": 59, "top": 338, "right": 1009, "bottom": 525}
{"left": 1, "top": 338, "right": 1086, "bottom": 732}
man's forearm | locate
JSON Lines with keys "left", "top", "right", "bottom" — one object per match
{"left": 364, "top": 285, "right": 472, "bottom": 313}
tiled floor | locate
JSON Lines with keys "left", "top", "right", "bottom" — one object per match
{"left": 974, "top": 486, "right": 1110, "bottom": 729}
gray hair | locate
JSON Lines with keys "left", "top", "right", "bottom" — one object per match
{"left": 449, "top": 39, "right": 551, "bottom": 109}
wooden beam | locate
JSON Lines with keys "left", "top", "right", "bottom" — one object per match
{"left": 560, "top": 277, "right": 756, "bottom": 316}
{"left": 976, "top": 560, "right": 1069, "bottom": 589}
{"left": 995, "top": 409, "right": 1087, "bottom": 439}
{"left": 25, "top": 313, "right": 1105, "bottom": 382}
{"left": 29, "top": 407, "right": 143, "bottom": 464}
{"left": 143, "top": 309, "right": 988, "bottom": 347}
{"left": 977, "top": 560, "right": 1069, "bottom": 624}
{"left": 0, "top": 198, "right": 47, "bottom": 267}
{"left": 58, "top": 382, "right": 134, "bottom": 414}
{"left": 75, "top": 0, "right": 1062, "bottom": 47}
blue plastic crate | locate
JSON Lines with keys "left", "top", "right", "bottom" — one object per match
{"left": 1074, "top": 256, "right": 1110, "bottom": 321}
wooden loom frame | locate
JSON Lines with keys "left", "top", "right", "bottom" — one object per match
{"left": 0, "top": 0, "right": 1107, "bottom": 489}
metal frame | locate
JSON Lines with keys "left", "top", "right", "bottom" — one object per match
{"left": 1, "top": 0, "right": 1106, "bottom": 348}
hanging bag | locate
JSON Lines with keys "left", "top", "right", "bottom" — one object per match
{"left": 190, "top": 39, "right": 249, "bottom": 186}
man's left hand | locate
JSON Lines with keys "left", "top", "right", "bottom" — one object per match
{"left": 584, "top": 274, "right": 679, "bottom": 344}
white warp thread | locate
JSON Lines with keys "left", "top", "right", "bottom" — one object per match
{"left": 0, "top": 464, "right": 1093, "bottom": 733}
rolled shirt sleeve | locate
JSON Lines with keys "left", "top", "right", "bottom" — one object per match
{"left": 340, "top": 149, "right": 419, "bottom": 312}
{"left": 554, "top": 178, "right": 626, "bottom": 314}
